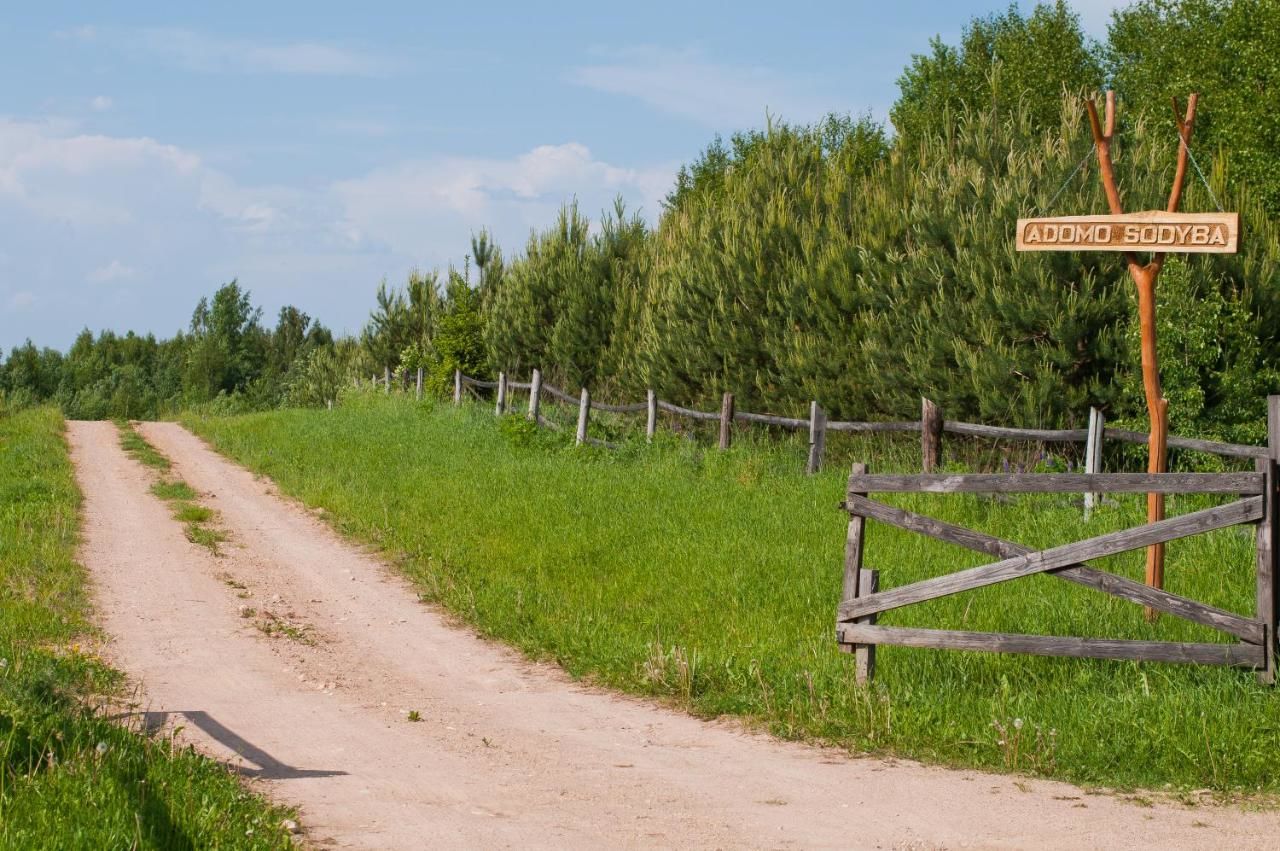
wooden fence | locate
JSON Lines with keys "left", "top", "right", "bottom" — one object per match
{"left": 425, "top": 368, "right": 1267, "bottom": 473}
{"left": 834, "top": 396, "right": 1280, "bottom": 684}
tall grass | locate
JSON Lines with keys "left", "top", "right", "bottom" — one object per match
{"left": 186, "top": 394, "right": 1280, "bottom": 795}
{"left": 0, "top": 408, "right": 293, "bottom": 849}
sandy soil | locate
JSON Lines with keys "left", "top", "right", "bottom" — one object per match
{"left": 65, "top": 419, "right": 1280, "bottom": 849}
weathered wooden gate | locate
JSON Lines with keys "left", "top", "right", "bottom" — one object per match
{"left": 836, "top": 397, "right": 1280, "bottom": 685}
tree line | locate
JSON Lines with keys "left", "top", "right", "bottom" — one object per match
{"left": 3, "top": 0, "right": 1277, "bottom": 442}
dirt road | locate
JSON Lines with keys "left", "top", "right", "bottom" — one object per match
{"left": 67, "top": 420, "right": 1279, "bottom": 849}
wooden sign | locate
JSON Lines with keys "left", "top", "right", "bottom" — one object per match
{"left": 1016, "top": 211, "right": 1238, "bottom": 254}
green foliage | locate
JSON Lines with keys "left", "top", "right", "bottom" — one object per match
{"left": 891, "top": 2, "right": 1103, "bottom": 146}
{"left": 483, "top": 197, "right": 655, "bottom": 391}
{"left": 1109, "top": 0, "right": 1280, "bottom": 213}
{"left": 1115, "top": 256, "right": 1279, "bottom": 445}
{"left": 0, "top": 408, "right": 292, "bottom": 847}
{"left": 427, "top": 270, "right": 487, "bottom": 396}
{"left": 189, "top": 398, "right": 1280, "bottom": 794}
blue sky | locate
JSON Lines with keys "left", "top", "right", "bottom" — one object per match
{"left": 1, "top": 1, "right": 1122, "bottom": 350}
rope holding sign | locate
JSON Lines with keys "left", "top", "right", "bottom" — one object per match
{"left": 1178, "top": 134, "right": 1225, "bottom": 213}
{"left": 1037, "top": 143, "right": 1097, "bottom": 217}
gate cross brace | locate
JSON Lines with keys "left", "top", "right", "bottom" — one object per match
{"left": 838, "top": 496, "right": 1262, "bottom": 621}
{"left": 839, "top": 494, "right": 1262, "bottom": 644}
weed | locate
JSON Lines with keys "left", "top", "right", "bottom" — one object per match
{"left": 407, "top": 710, "right": 422, "bottom": 723}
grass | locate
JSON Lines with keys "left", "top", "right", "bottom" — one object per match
{"left": 123, "top": 425, "right": 228, "bottom": 556}
{"left": 0, "top": 407, "right": 293, "bottom": 849}
{"left": 183, "top": 393, "right": 1280, "bottom": 797}
{"left": 117, "top": 422, "right": 170, "bottom": 471}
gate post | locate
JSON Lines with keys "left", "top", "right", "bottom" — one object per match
{"left": 841, "top": 462, "right": 878, "bottom": 684}
{"left": 1257, "top": 395, "right": 1280, "bottom": 684}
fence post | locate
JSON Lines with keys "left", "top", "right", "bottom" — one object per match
{"left": 806, "top": 401, "right": 827, "bottom": 475}
{"left": 528, "top": 369, "right": 542, "bottom": 421}
{"left": 646, "top": 389, "right": 657, "bottom": 442}
{"left": 719, "top": 392, "right": 735, "bottom": 450}
{"left": 384, "top": 365, "right": 391, "bottom": 395}
{"left": 576, "top": 387, "right": 590, "bottom": 445}
{"left": 921, "top": 397, "right": 943, "bottom": 472}
{"left": 415, "top": 367, "right": 424, "bottom": 400}
{"left": 1257, "top": 395, "right": 1280, "bottom": 684}
{"left": 453, "top": 370, "right": 462, "bottom": 406}
{"left": 841, "top": 462, "right": 876, "bottom": 684}
{"left": 494, "top": 372, "right": 507, "bottom": 416}
{"left": 1084, "top": 407, "right": 1105, "bottom": 519}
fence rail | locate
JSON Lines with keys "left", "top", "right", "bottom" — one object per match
{"left": 421, "top": 367, "right": 1269, "bottom": 473}
{"left": 361, "top": 365, "right": 1266, "bottom": 471}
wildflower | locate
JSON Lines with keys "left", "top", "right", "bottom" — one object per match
{"left": 1013, "top": 717, "right": 1024, "bottom": 730}
{"left": 0, "top": 658, "right": 8, "bottom": 668}
{"left": 96, "top": 741, "right": 109, "bottom": 757}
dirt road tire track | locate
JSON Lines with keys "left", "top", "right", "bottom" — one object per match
{"left": 66, "top": 420, "right": 1279, "bottom": 849}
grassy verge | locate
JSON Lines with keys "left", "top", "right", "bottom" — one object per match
{"left": 0, "top": 408, "right": 293, "bottom": 849}
{"left": 184, "top": 394, "right": 1280, "bottom": 796}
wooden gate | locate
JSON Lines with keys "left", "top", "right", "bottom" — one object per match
{"left": 836, "top": 397, "right": 1280, "bottom": 685}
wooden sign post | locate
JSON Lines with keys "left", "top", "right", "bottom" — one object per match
{"left": 1016, "top": 91, "right": 1239, "bottom": 617}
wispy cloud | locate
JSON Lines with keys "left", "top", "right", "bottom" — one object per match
{"left": 332, "top": 142, "right": 674, "bottom": 258}
{"left": 88, "top": 259, "right": 135, "bottom": 283}
{"left": 0, "top": 117, "right": 672, "bottom": 347}
{"left": 90, "top": 95, "right": 113, "bottom": 112}
{"left": 63, "top": 25, "right": 397, "bottom": 77}
{"left": 569, "top": 45, "right": 830, "bottom": 129}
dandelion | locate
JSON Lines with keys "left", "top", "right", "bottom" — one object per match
{"left": 1013, "top": 717, "right": 1024, "bottom": 730}
{"left": 95, "top": 741, "right": 109, "bottom": 757}
{"left": 0, "top": 658, "right": 7, "bottom": 668}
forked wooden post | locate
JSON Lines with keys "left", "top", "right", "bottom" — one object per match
{"left": 495, "top": 372, "right": 507, "bottom": 416}
{"left": 1257, "top": 395, "right": 1280, "bottom": 684}
{"left": 384, "top": 365, "right": 392, "bottom": 395}
{"left": 576, "top": 387, "right": 591, "bottom": 445}
{"left": 841, "top": 462, "right": 877, "bottom": 684}
{"left": 415, "top": 367, "right": 424, "bottom": 401}
{"left": 646, "top": 389, "right": 657, "bottom": 442}
{"left": 921, "top": 397, "right": 943, "bottom": 473}
{"left": 452, "top": 369, "right": 462, "bottom": 405}
{"left": 719, "top": 392, "right": 735, "bottom": 450}
{"left": 1084, "top": 407, "right": 1105, "bottom": 519}
{"left": 1086, "top": 91, "right": 1200, "bottom": 613}
{"left": 806, "top": 402, "right": 827, "bottom": 475}
{"left": 528, "top": 369, "right": 542, "bottom": 421}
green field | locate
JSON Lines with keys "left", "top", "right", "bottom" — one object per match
{"left": 0, "top": 408, "right": 293, "bottom": 850}
{"left": 182, "top": 393, "right": 1280, "bottom": 797}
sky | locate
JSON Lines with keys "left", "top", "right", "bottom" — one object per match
{"left": 0, "top": 1, "right": 1124, "bottom": 351}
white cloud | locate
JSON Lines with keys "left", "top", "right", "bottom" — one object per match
{"left": 90, "top": 95, "right": 113, "bottom": 112}
{"left": 569, "top": 46, "right": 830, "bottom": 128}
{"left": 0, "top": 118, "right": 672, "bottom": 349}
{"left": 65, "top": 25, "right": 395, "bottom": 77}
{"left": 88, "top": 259, "right": 135, "bottom": 283}
{"left": 332, "top": 142, "right": 674, "bottom": 259}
